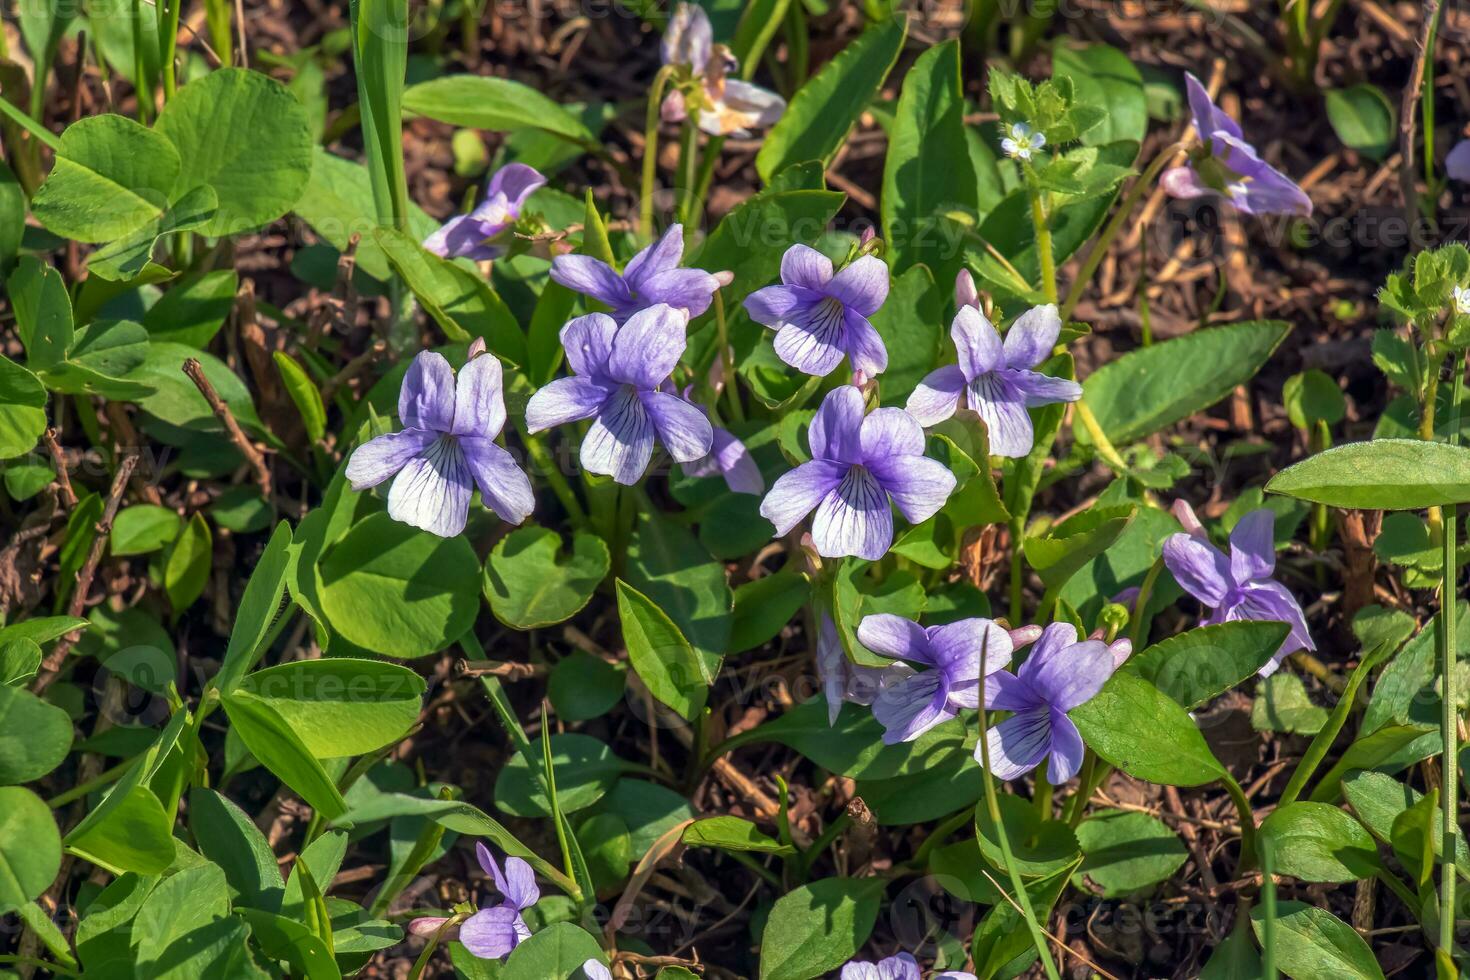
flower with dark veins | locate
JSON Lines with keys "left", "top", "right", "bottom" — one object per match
{"left": 744, "top": 245, "right": 890, "bottom": 379}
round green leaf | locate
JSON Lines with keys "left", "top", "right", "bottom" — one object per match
{"left": 0, "top": 354, "right": 46, "bottom": 458}
{"left": 1259, "top": 802, "right": 1380, "bottom": 883}
{"left": 31, "top": 113, "right": 180, "bottom": 241}
{"left": 1325, "top": 84, "right": 1396, "bottom": 162}
{"left": 494, "top": 733, "right": 633, "bottom": 817}
{"left": 501, "top": 922, "right": 606, "bottom": 979}
{"left": 548, "top": 651, "right": 625, "bottom": 722}
{"left": 319, "top": 512, "right": 481, "bottom": 658}
{"left": 759, "top": 877, "right": 885, "bottom": 980}
{"left": 1075, "top": 809, "right": 1187, "bottom": 896}
{"left": 0, "top": 683, "right": 74, "bottom": 783}
{"left": 976, "top": 793, "right": 1081, "bottom": 877}
{"left": 154, "top": 68, "right": 313, "bottom": 236}
{"left": 1283, "top": 369, "right": 1346, "bottom": 429}
{"left": 110, "top": 504, "right": 181, "bottom": 557}
{"left": 483, "top": 527, "right": 609, "bottom": 629}
{"left": 0, "top": 787, "right": 62, "bottom": 905}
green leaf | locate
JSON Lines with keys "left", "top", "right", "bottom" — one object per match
{"left": 30, "top": 113, "right": 179, "bottom": 241}
{"left": 1075, "top": 809, "right": 1187, "bottom": 896}
{"left": 274, "top": 352, "right": 327, "bottom": 442}
{"left": 881, "top": 40, "right": 976, "bottom": 285}
{"left": 1022, "top": 504, "right": 1134, "bottom": 592}
{"left": 867, "top": 263, "right": 944, "bottom": 403}
{"left": 1070, "top": 670, "right": 1227, "bottom": 787}
{"left": 87, "top": 184, "right": 220, "bottom": 281}
{"left": 350, "top": 0, "right": 410, "bottom": 233}
{"left": 1079, "top": 321, "right": 1291, "bottom": 445}
{"left": 1325, "top": 84, "right": 1396, "bottom": 161}
{"left": 1248, "top": 902, "right": 1385, "bottom": 980}
{"left": 214, "top": 521, "right": 293, "bottom": 694}
{"left": 1125, "top": 622, "right": 1289, "bottom": 710}
{"left": 1267, "top": 438, "right": 1470, "bottom": 509}
{"left": 237, "top": 658, "right": 425, "bottom": 758}
{"left": 682, "top": 815, "right": 796, "bottom": 856}
{"left": 626, "top": 508, "right": 730, "bottom": 673}
{"left": 40, "top": 319, "right": 154, "bottom": 400}
{"left": 110, "top": 505, "right": 181, "bottom": 557}
{"left": 976, "top": 793, "right": 1080, "bottom": 877}
{"left": 548, "top": 651, "right": 625, "bottom": 723}
{"left": 318, "top": 512, "right": 481, "bottom": 658}
{"left": 616, "top": 580, "right": 710, "bottom": 721}
{"left": 64, "top": 784, "right": 175, "bottom": 874}
{"left": 0, "top": 354, "right": 47, "bottom": 458}
{"left": 0, "top": 638, "right": 42, "bottom": 686}
{"left": 1309, "top": 724, "right": 1439, "bottom": 803}
{"left": 0, "top": 683, "right": 73, "bottom": 784}
{"left": 483, "top": 527, "right": 609, "bottom": 629}
{"left": 1251, "top": 673, "right": 1330, "bottom": 735}
{"left": 189, "top": 787, "right": 287, "bottom": 911}
{"left": 501, "top": 922, "right": 606, "bottom": 979}
{"left": 154, "top": 67, "right": 314, "bottom": 235}
{"left": 1051, "top": 43, "right": 1147, "bottom": 145}
{"left": 235, "top": 908, "right": 341, "bottom": 980}
{"left": 0, "top": 159, "right": 21, "bottom": 275}
{"left": 8, "top": 255, "right": 74, "bottom": 369}
{"left": 143, "top": 268, "right": 238, "bottom": 348}
{"left": 221, "top": 689, "right": 349, "bottom": 820}
{"left": 402, "top": 75, "right": 594, "bottom": 143}
{"left": 494, "top": 732, "right": 634, "bottom": 818}
{"left": 755, "top": 17, "right": 907, "bottom": 182}
{"left": 1283, "top": 368, "right": 1347, "bottom": 429}
{"left": 758, "top": 877, "right": 885, "bottom": 980}
{"left": 729, "top": 569, "right": 810, "bottom": 655}
{"left": 293, "top": 148, "right": 439, "bottom": 282}
{"left": 690, "top": 189, "right": 846, "bottom": 309}
{"left": 969, "top": 862, "right": 1074, "bottom": 980}
{"left": 374, "top": 227, "right": 526, "bottom": 363}
{"left": 1258, "top": 802, "right": 1380, "bottom": 882}
{"left": 0, "top": 787, "right": 61, "bottom": 906}
{"left": 164, "top": 512, "right": 212, "bottom": 618}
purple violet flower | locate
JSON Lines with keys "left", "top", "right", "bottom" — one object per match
{"left": 424, "top": 164, "right": 546, "bottom": 260}
{"left": 840, "top": 952, "right": 976, "bottom": 980}
{"left": 744, "top": 246, "right": 890, "bottom": 380}
{"left": 905, "top": 303, "right": 1081, "bottom": 457}
{"left": 1447, "top": 139, "right": 1470, "bottom": 182}
{"left": 816, "top": 613, "right": 914, "bottom": 726}
{"left": 978, "top": 622, "right": 1114, "bottom": 784}
{"left": 345, "top": 343, "right": 534, "bottom": 538}
{"left": 758, "top": 386, "right": 955, "bottom": 560}
{"left": 550, "top": 224, "right": 727, "bottom": 324}
{"left": 1161, "top": 501, "right": 1314, "bottom": 676}
{"left": 1160, "top": 73, "right": 1312, "bottom": 217}
{"left": 525, "top": 305, "right": 713, "bottom": 485}
{"left": 459, "top": 843, "right": 540, "bottom": 961}
{"left": 859, "top": 614, "right": 1013, "bottom": 744}
{"left": 661, "top": 3, "right": 785, "bottom": 137}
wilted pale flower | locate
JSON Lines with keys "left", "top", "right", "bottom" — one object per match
{"left": 459, "top": 843, "right": 540, "bottom": 960}
{"left": 345, "top": 344, "right": 534, "bottom": 538}
{"left": 424, "top": 164, "right": 546, "bottom": 260}
{"left": 661, "top": 2, "right": 785, "bottom": 137}
{"left": 841, "top": 952, "right": 976, "bottom": 980}
{"left": 744, "top": 246, "right": 890, "bottom": 379}
{"left": 978, "top": 622, "right": 1114, "bottom": 783}
{"left": 525, "top": 306, "right": 713, "bottom": 485}
{"left": 860, "top": 615, "right": 1012, "bottom": 744}
{"left": 905, "top": 303, "right": 1081, "bottom": 457}
{"left": 550, "top": 223, "right": 726, "bottom": 324}
{"left": 1160, "top": 73, "right": 1311, "bottom": 217}
{"left": 759, "top": 386, "right": 954, "bottom": 560}
{"left": 1000, "top": 122, "right": 1045, "bottom": 161}
{"left": 816, "top": 613, "right": 913, "bottom": 726}
{"left": 1447, "top": 140, "right": 1470, "bottom": 182}
{"left": 1162, "top": 502, "right": 1313, "bottom": 676}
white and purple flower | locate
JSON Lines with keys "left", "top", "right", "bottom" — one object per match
{"left": 1000, "top": 122, "right": 1045, "bottom": 161}
{"left": 979, "top": 622, "right": 1114, "bottom": 784}
{"left": 744, "top": 245, "right": 890, "bottom": 380}
{"left": 1161, "top": 73, "right": 1312, "bottom": 217}
{"left": 458, "top": 843, "right": 540, "bottom": 961}
{"left": 905, "top": 302, "right": 1081, "bottom": 457}
{"left": 660, "top": 2, "right": 785, "bottom": 138}
{"left": 525, "top": 305, "right": 713, "bottom": 485}
{"left": 424, "top": 164, "right": 546, "bottom": 261}
{"left": 859, "top": 614, "right": 1013, "bottom": 744}
{"left": 1161, "top": 501, "right": 1313, "bottom": 676}
{"left": 841, "top": 951, "right": 976, "bottom": 980}
{"left": 758, "top": 386, "right": 955, "bottom": 560}
{"left": 550, "top": 223, "right": 727, "bottom": 325}
{"left": 816, "top": 614, "right": 913, "bottom": 726}
{"left": 345, "top": 342, "right": 534, "bottom": 538}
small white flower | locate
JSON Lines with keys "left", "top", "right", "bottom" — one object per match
{"left": 1455, "top": 285, "right": 1470, "bottom": 316}
{"left": 1000, "top": 122, "right": 1046, "bottom": 161}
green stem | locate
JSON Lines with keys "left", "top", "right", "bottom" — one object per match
{"left": 520, "top": 429, "right": 588, "bottom": 529}
{"left": 1027, "top": 185, "right": 1058, "bottom": 305}
{"left": 1127, "top": 557, "right": 1165, "bottom": 648}
{"left": 1260, "top": 836, "right": 1277, "bottom": 980}
{"left": 686, "top": 134, "right": 725, "bottom": 230}
{"left": 159, "top": 0, "right": 182, "bottom": 100}
{"left": 677, "top": 120, "right": 698, "bottom": 228}
{"left": 714, "top": 293, "right": 744, "bottom": 423}
{"left": 1032, "top": 769, "right": 1053, "bottom": 819}
{"left": 1060, "top": 141, "right": 1186, "bottom": 322}
{"left": 1220, "top": 772, "right": 1258, "bottom": 869}
{"left": 46, "top": 754, "right": 135, "bottom": 807}
{"left": 639, "top": 66, "right": 677, "bottom": 240}
{"left": 1008, "top": 518, "right": 1025, "bottom": 623}
{"left": 1439, "top": 351, "right": 1463, "bottom": 959}
{"left": 0, "top": 957, "right": 80, "bottom": 977}
{"left": 1422, "top": 4, "right": 1442, "bottom": 212}
{"left": 1074, "top": 398, "right": 1129, "bottom": 473}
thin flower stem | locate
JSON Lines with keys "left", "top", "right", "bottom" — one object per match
{"left": 1220, "top": 772, "right": 1258, "bottom": 868}
{"left": 1438, "top": 350, "right": 1464, "bottom": 959}
{"left": 686, "top": 134, "right": 725, "bottom": 230}
{"left": 977, "top": 648, "right": 1061, "bottom": 980}
{"left": 677, "top": 120, "right": 698, "bottom": 228}
{"left": 1060, "top": 141, "right": 1187, "bottom": 322}
{"left": 713, "top": 293, "right": 744, "bottom": 423}
{"left": 1260, "top": 838, "right": 1277, "bottom": 980}
{"left": 1008, "top": 518, "right": 1025, "bottom": 623}
{"left": 1028, "top": 186, "right": 1059, "bottom": 305}
{"left": 640, "top": 66, "right": 677, "bottom": 240}
{"left": 1127, "top": 557, "right": 1165, "bottom": 648}
{"left": 521, "top": 428, "right": 588, "bottom": 529}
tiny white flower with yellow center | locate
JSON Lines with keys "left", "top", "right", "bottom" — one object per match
{"left": 1000, "top": 122, "right": 1046, "bottom": 161}
{"left": 1454, "top": 284, "right": 1470, "bottom": 316}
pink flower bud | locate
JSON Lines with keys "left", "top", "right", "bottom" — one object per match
{"left": 955, "top": 269, "right": 979, "bottom": 310}
{"left": 467, "top": 336, "right": 488, "bottom": 359}
{"left": 1007, "top": 624, "right": 1043, "bottom": 649}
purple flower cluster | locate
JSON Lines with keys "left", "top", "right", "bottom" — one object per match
{"left": 1161, "top": 73, "right": 1311, "bottom": 217}
{"left": 1162, "top": 501, "right": 1313, "bottom": 676}
{"left": 841, "top": 951, "right": 976, "bottom": 980}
